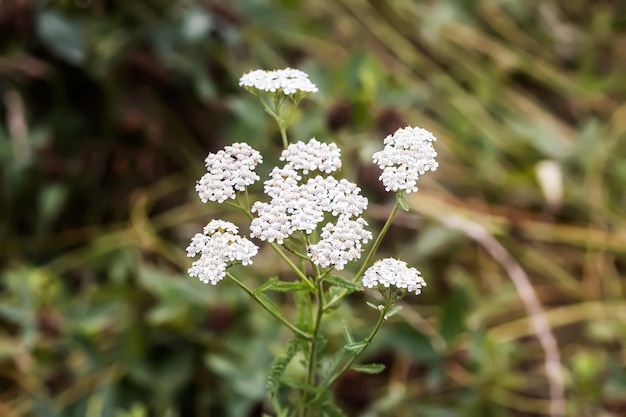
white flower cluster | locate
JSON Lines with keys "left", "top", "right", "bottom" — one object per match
{"left": 279, "top": 138, "right": 341, "bottom": 174}
{"left": 196, "top": 143, "right": 262, "bottom": 203}
{"left": 239, "top": 68, "right": 318, "bottom": 95}
{"left": 309, "top": 216, "right": 371, "bottom": 270}
{"left": 372, "top": 126, "right": 438, "bottom": 193}
{"left": 362, "top": 258, "right": 427, "bottom": 295}
{"left": 250, "top": 139, "right": 371, "bottom": 270}
{"left": 187, "top": 220, "right": 258, "bottom": 285}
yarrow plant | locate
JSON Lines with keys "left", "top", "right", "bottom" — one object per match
{"left": 187, "top": 67, "right": 438, "bottom": 416}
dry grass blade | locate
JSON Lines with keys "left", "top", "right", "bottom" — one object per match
{"left": 438, "top": 214, "right": 565, "bottom": 417}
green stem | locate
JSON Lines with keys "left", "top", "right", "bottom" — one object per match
{"left": 316, "top": 292, "right": 392, "bottom": 398}
{"left": 234, "top": 195, "right": 253, "bottom": 219}
{"left": 258, "top": 95, "right": 280, "bottom": 121}
{"left": 302, "top": 278, "right": 325, "bottom": 417}
{"left": 274, "top": 96, "right": 290, "bottom": 148}
{"left": 279, "top": 124, "right": 289, "bottom": 149}
{"left": 303, "top": 233, "right": 321, "bottom": 276}
{"left": 354, "top": 201, "right": 401, "bottom": 282}
{"left": 227, "top": 271, "right": 312, "bottom": 340}
{"left": 244, "top": 187, "right": 251, "bottom": 210}
{"left": 269, "top": 242, "right": 315, "bottom": 290}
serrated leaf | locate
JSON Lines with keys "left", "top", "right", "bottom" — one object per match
{"left": 253, "top": 277, "right": 281, "bottom": 294}
{"left": 350, "top": 363, "right": 385, "bottom": 374}
{"left": 254, "top": 277, "right": 307, "bottom": 294}
{"left": 267, "top": 338, "right": 300, "bottom": 392}
{"left": 344, "top": 341, "right": 367, "bottom": 352}
{"left": 324, "top": 275, "right": 363, "bottom": 293}
{"left": 294, "top": 290, "right": 312, "bottom": 330}
{"left": 281, "top": 377, "right": 315, "bottom": 392}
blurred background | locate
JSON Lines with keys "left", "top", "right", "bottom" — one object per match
{"left": 1, "top": 0, "right": 626, "bottom": 416}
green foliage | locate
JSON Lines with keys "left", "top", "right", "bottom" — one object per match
{"left": 255, "top": 277, "right": 309, "bottom": 294}
{"left": 349, "top": 363, "right": 385, "bottom": 375}
{"left": 267, "top": 337, "right": 301, "bottom": 393}
{"left": 323, "top": 275, "right": 363, "bottom": 293}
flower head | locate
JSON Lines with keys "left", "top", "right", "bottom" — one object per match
{"left": 309, "top": 216, "right": 372, "bottom": 270}
{"left": 187, "top": 220, "right": 258, "bottom": 284}
{"left": 250, "top": 139, "right": 371, "bottom": 271}
{"left": 239, "top": 68, "right": 318, "bottom": 96}
{"left": 196, "top": 143, "right": 262, "bottom": 203}
{"left": 250, "top": 201, "right": 295, "bottom": 244}
{"left": 251, "top": 175, "right": 369, "bottom": 244}
{"left": 362, "top": 258, "right": 426, "bottom": 295}
{"left": 372, "top": 126, "right": 438, "bottom": 193}
{"left": 280, "top": 138, "right": 341, "bottom": 174}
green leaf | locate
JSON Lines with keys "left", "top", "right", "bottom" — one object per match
{"left": 350, "top": 363, "right": 385, "bottom": 374}
{"left": 324, "top": 275, "right": 363, "bottom": 293}
{"left": 267, "top": 337, "right": 300, "bottom": 392}
{"left": 325, "top": 287, "right": 345, "bottom": 309}
{"left": 253, "top": 277, "right": 280, "bottom": 294}
{"left": 384, "top": 305, "right": 403, "bottom": 320}
{"left": 254, "top": 277, "right": 308, "bottom": 294}
{"left": 281, "top": 378, "right": 315, "bottom": 392}
{"left": 36, "top": 11, "right": 86, "bottom": 64}
{"left": 344, "top": 340, "right": 367, "bottom": 352}
{"left": 366, "top": 301, "right": 382, "bottom": 311}
{"left": 320, "top": 401, "right": 349, "bottom": 417}
{"left": 321, "top": 349, "right": 351, "bottom": 386}
{"left": 294, "top": 290, "right": 312, "bottom": 330}
{"left": 341, "top": 321, "right": 355, "bottom": 344}
{"left": 256, "top": 294, "right": 285, "bottom": 319}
